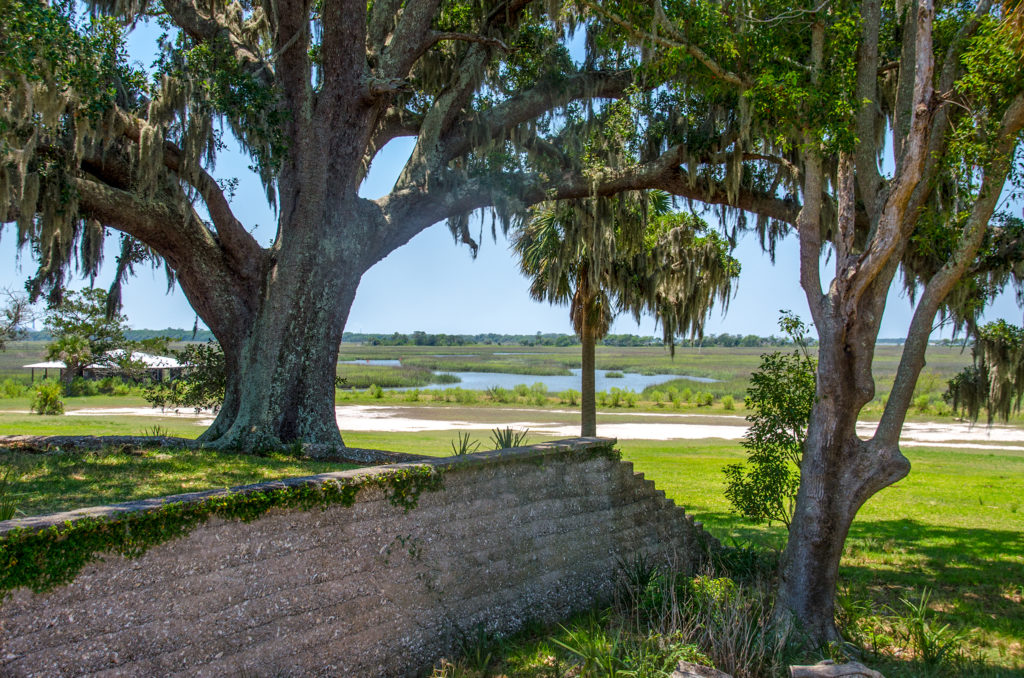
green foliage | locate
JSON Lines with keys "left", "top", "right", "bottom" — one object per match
{"left": 367, "top": 383, "right": 384, "bottom": 399}
{"left": 0, "top": 465, "right": 444, "bottom": 597}
{"left": 695, "top": 391, "right": 714, "bottom": 407}
{"left": 894, "top": 589, "right": 970, "bottom": 673}
{"left": 486, "top": 385, "right": 513, "bottom": 403}
{"left": 560, "top": 388, "right": 581, "bottom": 405}
{"left": 44, "top": 289, "right": 127, "bottom": 361}
{"left": 724, "top": 313, "right": 816, "bottom": 529}
{"left": 721, "top": 395, "right": 735, "bottom": 411}
{"left": 30, "top": 381, "right": 64, "bottom": 415}
{"left": 0, "top": 379, "right": 29, "bottom": 398}
{"left": 143, "top": 341, "right": 226, "bottom": 412}
{"left": 945, "top": 320, "right": 1024, "bottom": 423}
{"left": 449, "top": 432, "right": 480, "bottom": 457}
{"left": 489, "top": 427, "right": 530, "bottom": 449}
{"left": 606, "top": 371, "right": 625, "bottom": 378}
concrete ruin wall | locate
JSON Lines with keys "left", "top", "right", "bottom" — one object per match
{"left": 0, "top": 438, "right": 720, "bottom": 677}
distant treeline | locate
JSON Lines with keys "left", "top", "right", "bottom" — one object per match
{"left": 180, "top": 331, "right": 914, "bottom": 347}
{"left": 22, "top": 328, "right": 217, "bottom": 342}
{"left": 340, "top": 331, "right": 816, "bottom": 347}
{"left": 20, "top": 329, "right": 955, "bottom": 348}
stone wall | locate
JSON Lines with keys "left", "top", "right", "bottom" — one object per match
{"left": 0, "top": 438, "right": 720, "bottom": 677}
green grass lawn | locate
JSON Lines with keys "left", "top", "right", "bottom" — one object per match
{"left": 2, "top": 446, "right": 361, "bottom": 517}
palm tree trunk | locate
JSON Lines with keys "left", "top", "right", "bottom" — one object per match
{"left": 580, "top": 315, "right": 597, "bottom": 437}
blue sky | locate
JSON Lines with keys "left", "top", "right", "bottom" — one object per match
{"left": 1, "top": 19, "right": 1020, "bottom": 338}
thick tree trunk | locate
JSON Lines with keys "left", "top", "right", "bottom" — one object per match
{"left": 188, "top": 195, "right": 378, "bottom": 452}
{"left": 775, "top": 310, "right": 910, "bottom": 644}
{"left": 580, "top": 319, "right": 597, "bottom": 437}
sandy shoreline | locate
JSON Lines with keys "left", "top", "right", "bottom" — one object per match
{"left": 37, "top": 404, "right": 1024, "bottom": 451}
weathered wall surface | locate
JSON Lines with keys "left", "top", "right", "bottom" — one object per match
{"left": 0, "top": 439, "right": 720, "bottom": 677}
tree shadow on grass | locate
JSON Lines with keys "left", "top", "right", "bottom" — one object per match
{"left": 691, "top": 512, "right": 1023, "bottom": 673}
{"left": 841, "top": 519, "right": 1023, "bottom": 655}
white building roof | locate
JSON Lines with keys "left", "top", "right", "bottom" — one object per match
{"left": 23, "top": 351, "right": 182, "bottom": 370}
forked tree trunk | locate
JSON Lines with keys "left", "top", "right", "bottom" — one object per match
{"left": 775, "top": 309, "right": 910, "bottom": 643}
{"left": 580, "top": 319, "right": 597, "bottom": 437}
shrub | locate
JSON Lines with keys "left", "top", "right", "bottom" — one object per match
{"left": 367, "top": 383, "right": 384, "bottom": 399}
{"left": 513, "top": 383, "right": 530, "bottom": 398}
{"left": 605, "top": 371, "right": 625, "bottom": 378}
{"left": 0, "top": 379, "right": 27, "bottom": 398}
{"left": 721, "top": 395, "right": 735, "bottom": 410}
{"left": 403, "top": 388, "right": 420, "bottom": 402}
{"left": 486, "top": 385, "right": 513, "bottom": 403}
{"left": 454, "top": 388, "right": 477, "bottom": 404}
{"left": 144, "top": 341, "right": 226, "bottom": 412}
{"left": 724, "top": 313, "right": 816, "bottom": 528}
{"left": 681, "top": 387, "right": 693, "bottom": 403}
{"left": 560, "top": 389, "right": 580, "bottom": 405}
{"left": 696, "top": 391, "right": 714, "bottom": 407}
{"left": 913, "top": 394, "right": 931, "bottom": 413}
{"left": 31, "top": 381, "right": 65, "bottom": 415}
{"left": 529, "top": 382, "right": 548, "bottom": 396}
{"left": 67, "top": 377, "right": 99, "bottom": 397}
{"left": 650, "top": 390, "right": 666, "bottom": 404}
{"left": 624, "top": 390, "right": 638, "bottom": 407}
{"left": 597, "top": 391, "right": 609, "bottom": 407}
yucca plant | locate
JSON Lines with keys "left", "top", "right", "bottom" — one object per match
{"left": 490, "top": 427, "right": 530, "bottom": 449}
{"left": 449, "top": 432, "right": 480, "bottom": 457}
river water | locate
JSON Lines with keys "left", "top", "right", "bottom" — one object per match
{"left": 395, "top": 368, "right": 716, "bottom": 392}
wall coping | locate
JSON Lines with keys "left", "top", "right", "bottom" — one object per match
{"left": 0, "top": 437, "right": 617, "bottom": 537}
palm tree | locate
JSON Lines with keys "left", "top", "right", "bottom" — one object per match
{"left": 513, "top": 191, "right": 739, "bottom": 436}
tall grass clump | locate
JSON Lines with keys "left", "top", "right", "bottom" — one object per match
{"left": 611, "top": 553, "right": 799, "bottom": 678}
{"left": 0, "top": 467, "right": 20, "bottom": 521}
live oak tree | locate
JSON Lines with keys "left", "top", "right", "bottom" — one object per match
{"left": 42, "top": 288, "right": 132, "bottom": 391}
{"left": 594, "top": 0, "right": 1024, "bottom": 643}
{"left": 1, "top": 0, "right": 732, "bottom": 450}
{"left": 514, "top": 189, "right": 738, "bottom": 436}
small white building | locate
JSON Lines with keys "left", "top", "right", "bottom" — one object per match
{"left": 23, "top": 351, "right": 183, "bottom": 382}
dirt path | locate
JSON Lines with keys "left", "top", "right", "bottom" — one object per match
{"left": 44, "top": 404, "right": 1024, "bottom": 451}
